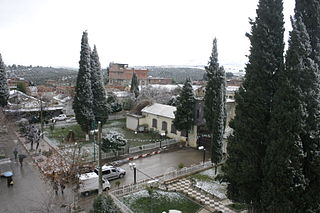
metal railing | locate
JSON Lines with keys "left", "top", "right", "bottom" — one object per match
{"left": 110, "top": 160, "right": 213, "bottom": 198}
{"left": 128, "top": 139, "right": 178, "bottom": 154}
{"left": 109, "top": 193, "right": 134, "bottom": 213}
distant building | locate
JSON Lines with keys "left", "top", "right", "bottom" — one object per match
{"left": 108, "top": 63, "right": 149, "bottom": 89}
{"left": 7, "top": 78, "right": 29, "bottom": 90}
{"left": 4, "top": 90, "right": 63, "bottom": 116}
{"left": 226, "top": 78, "right": 243, "bottom": 87}
{"left": 147, "top": 77, "right": 173, "bottom": 85}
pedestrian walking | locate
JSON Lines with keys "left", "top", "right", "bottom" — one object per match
{"left": 7, "top": 176, "right": 13, "bottom": 187}
{"left": 13, "top": 148, "right": 18, "bottom": 160}
{"left": 53, "top": 181, "right": 59, "bottom": 195}
{"left": 18, "top": 154, "right": 26, "bottom": 167}
{"left": 60, "top": 182, "right": 65, "bottom": 194}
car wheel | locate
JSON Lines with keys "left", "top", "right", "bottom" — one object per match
{"left": 119, "top": 174, "right": 124, "bottom": 178}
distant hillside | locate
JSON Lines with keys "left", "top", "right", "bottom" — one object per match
{"left": 6, "top": 65, "right": 78, "bottom": 85}
{"left": 6, "top": 64, "right": 207, "bottom": 85}
{"left": 137, "top": 66, "right": 206, "bottom": 83}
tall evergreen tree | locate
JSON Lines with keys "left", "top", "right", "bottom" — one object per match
{"left": 262, "top": 17, "right": 309, "bottom": 213}
{"left": 0, "top": 53, "right": 9, "bottom": 107}
{"left": 295, "top": 0, "right": 320, "bottom": 65}
{"left": 204, "top": 38, "right": 226, "bottom": 173}
{"left": 222, "top": 0, "right": 285, "bottom": 211}
{"left": 295, "top": 3, "right": 320, "bottom": 210}
{"left": 91, "top": 45, "right": 109, "bottom": 126}
{"left": 73, "top": 31, "right": 94, "bottom": 133}
{"left": 130, "top": 72, "right": 139, "bottom": 98}
{"left": 173, "top": 78, "right": 195, "bottom": 145}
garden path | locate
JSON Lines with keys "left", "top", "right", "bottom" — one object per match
{"left": 166, "top": 178, "right": 236, "bottom": 213}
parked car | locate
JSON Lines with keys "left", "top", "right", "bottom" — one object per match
{"left": 94, "top": 165, "right": 126, "bottom": 180}
{"left": 51, "top": 114, "right": 67, "bottom": 121}
{"left": 79, "top": 172, "right": 110, "bottom": 195}
{"left": 66, "top": 117, "right": 76, "bottom": 123}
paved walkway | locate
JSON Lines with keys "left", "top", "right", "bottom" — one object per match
{"left": 166, "top": 178, "right": 236, "bottom": 213}
{"left": 15, "top": 131, "right": 70, "bottom": 177}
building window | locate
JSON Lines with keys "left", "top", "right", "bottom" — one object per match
{"left": 171, "top": 124, "right": 177, "bottom": 134}
{"left": 162, "top": 121, "right": 167, "bottom": 131}
{"left": 181, "top": 130, "right": 187, "bottom": 137}
{"left": 152, "top": 119, "right": 157, "bottom": 128}
{"left": 197, "top": 109, "right": 200, "bottom": 118}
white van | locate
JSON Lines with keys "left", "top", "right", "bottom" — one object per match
{"left": 79, "top": 172, "right": 110, "bottom": 195}
{"left": 94, "top": 165, "right": 126, "bottom": 181}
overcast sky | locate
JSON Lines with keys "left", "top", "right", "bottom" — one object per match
{"left": 0, "top": 0, "right": 295, "bottom": 69}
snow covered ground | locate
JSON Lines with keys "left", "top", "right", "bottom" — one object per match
{"left": 192, "top": 168, "right": 228, "bottom": 200}
{"left": 121, "top": 189, "right": 201, "bottom": 213}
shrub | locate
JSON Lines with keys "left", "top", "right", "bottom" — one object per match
{"left": 178, "top": 163, "right": 184, "bottom": 169}
{"left": 91, "top": 194, "right": 120, "bottom": 213}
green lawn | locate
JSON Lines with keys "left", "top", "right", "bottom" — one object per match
{"left": 47, "top": 124, "right": 85, "bottom": 143}
{"left": 122, "top": 190, "right": 202, "bottom": 213}
{"left": 46, "top": 119, "right": 166, "bottom": 147}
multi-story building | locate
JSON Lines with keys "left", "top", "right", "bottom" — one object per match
{"left": 108, "top": 63, "right": 149, "bottom": 89}
{"left": 7, "top": 78, "right": 30, "bottom": 90}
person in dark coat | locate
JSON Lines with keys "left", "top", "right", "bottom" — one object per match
{"left": 60, "top": 182, "right": 66, "bottom": 194}
{"left": 13, "top": 148, "right": 18, "bottom": 160}
{"left": 53, "top": 181, "right": 59, "bottom": 195}
{"left": 18, "top": 154, "right": 26, "bottom": 167}
{"left": 7, "top": 176, "right": 13, "bottom": 187}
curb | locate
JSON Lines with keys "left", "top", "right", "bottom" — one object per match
{"left": 127, "top": 150, "right": 161, "bottom": 161}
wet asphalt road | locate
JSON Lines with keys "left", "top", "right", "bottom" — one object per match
{"left": 109, "top": 148, "right": 207, "bottom": 188}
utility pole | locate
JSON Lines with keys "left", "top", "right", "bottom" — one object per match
{"left": 40, "top": 96, "right": 44, "bottom": 138}
{"left": 98, "top": 121, "right": 103, "bottom": 194}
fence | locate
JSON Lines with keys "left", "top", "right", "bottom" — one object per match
{"left": 128, "top": 139, "right": 178, "bottom": 154}
{"left": 44, "top": 134, "right": 179, "bottom": 163}
{"left": 99, "top": 139, "right": 179, "bottom": 160}
{"left": 109, "top": 193, "right": 134, "bottom": 213}
{"left": 110, "top": 160, "right": 213, "bottom": 198}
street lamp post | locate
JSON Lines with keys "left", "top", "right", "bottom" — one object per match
{"left": 129, "top": 163, "right": 137, "bottom": 184}
{"left": 97, "top": 121, "right": 103, "bottom": 194}
{"left": 90, "top": 129, "right": 98, "bottom": 162}
{"left": 160, "top": 132, "right": 166, "bottom": 149}
{"left": 198, "top": 146, "right": 206, "bottom": 164}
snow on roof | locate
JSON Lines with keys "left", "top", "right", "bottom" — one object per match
{"left": 53, "top": 94, "right": 71, "bottom": 103}
{"left": 141, "top": 103, "right": 176, "bottom": 119}
{"left": 227, "top": 86, "right": 240, "bottom": 92}
{"left": 140, "top": 84, "right": 180, "bottom": 91}
{"left": 9, "top": 90, "right": 38, "bottom": 101}
{"left": 140, "top": 84, "right": 201, "bottom": 91}
{"left": 226, "top": 98, "right": 235, "bottom": 103}
{"left": 79, "top": 172, "right": 98, "bottom": 180}
{"left": 112, "top": 91, "right": 131, "bottom": 97}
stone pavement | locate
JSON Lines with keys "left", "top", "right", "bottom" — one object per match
{"left": 166, "top": 178, "right": 236, "bottom": 213}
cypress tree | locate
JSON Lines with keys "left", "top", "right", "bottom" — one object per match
{"left": 73, "top": 31, "right": 94, "bottom": 133}
{"left": 262, "top": 17, "right": 309, "bottom": 213}
{"left": 0, "top": 53, "right": 9, "bottom": 107}
{"left": 222, "top": 0, "right": 284, "bottom": 211}
{"left": 130, "top": 72, "right": 139, "bottom": 98}
{"left": 204, "top": 38, "right": 226, "bottom": 173}
{"left": 295, "top": 2, "right": 320, "bottom": 211}
{"left": 295, "top": 0, "right": 320, "bottom": 65}
{"left": 91, "top": 45, "right": 109, "bottom": 126}
{"left": 173, "top": 78, "right": 195, "bottom": 145}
